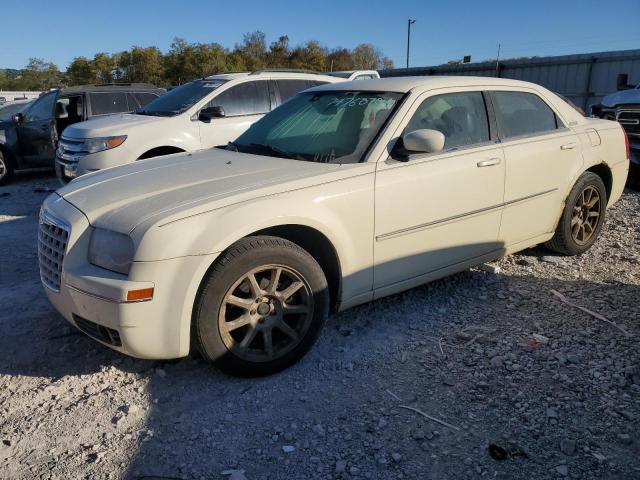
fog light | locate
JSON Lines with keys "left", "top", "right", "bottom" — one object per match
{"left": 126, "top": 288, "right": 154, "bottom": 302}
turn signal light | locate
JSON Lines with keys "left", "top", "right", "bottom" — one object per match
{"left": 126, "top": 288, "right": 154, "bottom": 302}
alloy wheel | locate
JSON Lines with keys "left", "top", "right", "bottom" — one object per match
{"left": 570, "top": 185, "right": 601, "bottom": 245}
{"left": 0, "top": 157, "right": 6, "bottom": 179}
{"left": 218, "top": 265, "right": 313, "bottom": 363}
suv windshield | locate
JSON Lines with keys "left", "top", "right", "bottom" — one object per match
{"left": 137, "top": 79, "right": 227, "bottom": 116}
{"left": 233, "top": 91, "right": 402, "bottom": 164}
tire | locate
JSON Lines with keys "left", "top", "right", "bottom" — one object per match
{"left": 192, "top": 235, "right": 330, "bottom": 377}
{"left": 545, "top": 172, "right": 607, "bottom": 256}
{"left": 0, "top": 150, "right": 15, "bottom": 186}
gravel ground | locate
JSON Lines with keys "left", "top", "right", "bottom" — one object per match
{"left": 0, "top": 172, "right": 638, "bottom": 480}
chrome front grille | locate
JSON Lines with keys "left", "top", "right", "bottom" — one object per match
{"left": 600, "top": 107, "right": 640, "bottom": 139}
{"left": 56, "top": 137, "right": 87, "bottom": 166}
{"left": 38, "top": 213, "right": 70, "bottom": 292}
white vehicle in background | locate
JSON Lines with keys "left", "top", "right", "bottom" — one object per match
{"left": 55, "top": 70, "right": 342, "bottom": 183}
{"left": 326, "top": 70, "right": 380, "bottom": 81}
{"left": 40, "top": 76, "right": 628, "bottom": 376}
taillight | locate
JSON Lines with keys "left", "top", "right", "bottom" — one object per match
{"left": 623, "top": 126, "right": 630, "bottom": 161}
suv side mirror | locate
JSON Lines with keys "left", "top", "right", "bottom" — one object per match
{"left": 199, "top": 106, "right": 225, "bottom": 122}
{"left": 12, "top": 112, "right": 24, "bottom": 124}
{"left": 403, "top": 129, "right": 445, "bottom": 154}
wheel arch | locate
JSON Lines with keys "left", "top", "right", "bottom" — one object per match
{"left": 137, "top": 145, "right": 186, "bottom": 160}
{"left": 585, "top": 162, "right": 613, "bottom": 203}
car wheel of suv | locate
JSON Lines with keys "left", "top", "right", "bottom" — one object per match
{"left": 193, "top": 236, "right": 330, "bottom": 377}
{"left": 545, "top": 172, "right": 607, "bottom": 256}
{"left": 0, "top": 151, "right": 14, "bottom": 186}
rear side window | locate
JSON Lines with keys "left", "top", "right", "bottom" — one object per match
{"left": 211, "top": 81, "right": 270, "bottom": 116}
{"left": 276, "top": 80, "right": 312, "bottom": 103}
{"left": 492, "top": 91, "right": 558, "bottom": 138}
{"left": 405, "top": 91, "right": 490, "bottom": 150}
{"left": 89, "top": 92, "right": 128, "bottom": 116}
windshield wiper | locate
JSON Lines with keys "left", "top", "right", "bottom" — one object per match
{"left": 248, "top": 143, "right": 300, "bottom": 160}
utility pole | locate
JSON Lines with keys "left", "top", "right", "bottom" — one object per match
{"left": 495, "top": 43, "right": 501, "bottom": 76}
{"left": 406, "top": 19, "right": 416, "bottom": 69}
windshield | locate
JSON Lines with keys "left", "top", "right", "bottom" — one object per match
{"left": 233, "top": 91, "right": 402, "bottom": 164}
{"left": 137, "top": 79, "right": 227, "bottom": 116}
{"left": 0, "top": 101, "right": 32, "bottom": 121}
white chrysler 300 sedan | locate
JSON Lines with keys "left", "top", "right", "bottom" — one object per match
{"left": 39, "top": 77, "right": 629, "bottom": 376}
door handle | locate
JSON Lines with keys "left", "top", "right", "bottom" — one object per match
{"left": 477, "top": 158, "right": 502, "bottom": 167}
{"left": 560, "top": 142, "right": 577, "bottom": 150}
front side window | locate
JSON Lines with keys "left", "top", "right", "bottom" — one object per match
{"left": 492, "top": 91, "right": 558, "bottom": 138}
{"left": 211, "top": 81, "right": 270, "bottom": 117}
{"left": 138, "top": 79, "right": 226, "bottom": 116}
{"left": 234, "top": 91, "right": 402, "bottom": 164}
{"left": 0, "top": 101, "right": 32, "bottom": 121}
{"left": 405, "top": 91, "right": 490, "bottom": 150}
{"left": 90, "top": 92, "right": 128, "bottom": 116}
{"left": 24, "top": 92, "right": 57, "bottom": 122}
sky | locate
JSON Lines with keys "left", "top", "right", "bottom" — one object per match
{"left": 2, "top": 0, "right": 639, "bottom": 70}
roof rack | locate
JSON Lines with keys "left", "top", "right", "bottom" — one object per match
{"left": 93, "top": 83, "right": 159, "bottom": 88}
{"left": 249, "top": 68, "right": 322, "bottom": 76}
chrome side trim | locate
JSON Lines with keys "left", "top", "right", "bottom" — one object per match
{"left": 376, "top": 188, "right": 557, "bottom": 241}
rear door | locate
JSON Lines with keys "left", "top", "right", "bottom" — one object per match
{"left": 490, "top": 90, "right": 584, "bottom": 246}
{"left": 17, "top": 91, "right": 58, "bottom": 165}
{"left": 198, "top": 80, "right": 271, "bottom": 149}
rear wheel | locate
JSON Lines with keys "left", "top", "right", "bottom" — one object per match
{"left": 193, "top": 236, "right": 329, "bottom": 377}
{"left": 545, "top": 172, "right": 607, "bottom": 255}
{"left": 0, "top": 151, "right": 15, "bottom": 186}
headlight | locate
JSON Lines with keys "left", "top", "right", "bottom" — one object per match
{"left": 89, "top": 228, "right": 134, "bottom": 275}
{"left": 81, "top": 135, "right": 127, "bottom": 154}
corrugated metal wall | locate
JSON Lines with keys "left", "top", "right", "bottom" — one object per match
{"left": 381, "top": 49, "right": 640, "bottom": 111}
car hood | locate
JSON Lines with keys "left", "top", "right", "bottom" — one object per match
{"left": 57, "top": 148, "right": 344, "bottom": 234}
{"left": 62, "top": 113, "right": 168, "bottom": 139}
{"left": 601, "top": 88, "right": 640, "bottom": 108}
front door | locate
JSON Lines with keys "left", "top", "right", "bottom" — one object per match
{"left": 17, "top": 91, "right": 58, "bottom": 166}
{"left": 374, "top": 90, "right": 505, "bottom": 290}
{"left": 198, "top": 80, "right": 271, "bottom": 149}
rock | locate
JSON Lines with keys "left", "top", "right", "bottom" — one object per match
{"left": 349, "top": 466, "right": 360, "bottom": 475}
{"left": 617, "top": 433, "right": 632, "bottom": 445}
{"left": 566, "top": 354, "right": 580, "bottom": 364}
{"left": 412, "top": 429, "right": 426, "bottom": 441}
{"left": 560, "top": 438, "right": 576, "bottom": 456}
{"left": 155, "top": 368, "right": 167, "bottom": 378}
{"left": 490, "top": 356, "right": 504, "bottom": 368}
{"left": 282, "top": 445, "right": 295, "bottom": 453}
{"left": 555, "top": 465, "right": 569, "bottom": 476}
{"left": 122, "top": 404, "right": 139, "bottom": 415}
{"left": 546, "top": 408, "right": 558, "bottom": 419}
{"left": 532, "top": 333, "right": 549, "bottom": 344}
{"left": 540, "top": 255, "right": 562, "bottom": 264}
{"left": 391, "top": 452, "right": 402, "bottom": 463}
{"left": 335, "top": 460, "right": 347, "bottom": 474}
{"left": 480, "top": 263, "right": 501, "bottom": 274}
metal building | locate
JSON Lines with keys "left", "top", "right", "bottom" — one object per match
{"left": 381, "top": 49, "right": 640, "bottom": 111}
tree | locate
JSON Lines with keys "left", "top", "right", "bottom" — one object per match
{"left": 92, "top": 52, "right": 114, "bottom": 83}
{"left": 267, "top": 36, "right": 291, "bottom": 68}
{"left": 238, "top": 31, "right": 267, "bottom": 70}
{"left": 352, "top": 44, "right": 384, "bottom": 70}
{"left": 20, "top": 58, "right": 61, "bottom": 90}
{"left": 289, "top": 41, "right": 325, "bottom": 71}
{"left": 67, "top": 57, "right": 95, "bottom": 85}
{"left": 325, "top": 48, "right": 355, "bottom": 72}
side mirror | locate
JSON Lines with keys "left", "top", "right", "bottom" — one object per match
{"left": 403, "top": 129, "right": 445, "bottom": 154}
{"left": 199, "top": 106, "right": 225, "bottom": 122}
{"left": 12, "top": 112, "right": 24, "bottom": 124}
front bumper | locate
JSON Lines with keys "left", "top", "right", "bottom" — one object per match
{"left": 40, "top": 194, "right": 219, "bottom": 359}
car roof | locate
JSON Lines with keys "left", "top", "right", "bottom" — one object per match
{"left": 204, "top": 71, "right": 340, "bottom": 83}
{"left": 58, "top": 84, "right": 165, "bottom": 95}
{"left": 310, "top": 75, "right": 543, "bottom": 93}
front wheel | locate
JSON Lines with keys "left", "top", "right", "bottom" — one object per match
{"left": 545, "top": 172, "right": 607, "bottom": 255}
{"left": 192, "top": 236, "right": 329, "bottom": 377}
